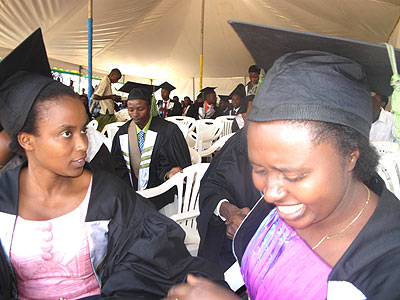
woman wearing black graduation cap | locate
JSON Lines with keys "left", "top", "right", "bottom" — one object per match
{"left": 166, "top": 24, "right": 400, "bottom": 300}
{"left": 0, "top": 29, "right": 224, "bottom": 300}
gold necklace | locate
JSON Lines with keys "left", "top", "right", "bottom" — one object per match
{"left": 312, "top": 184, "right": 370, "bottom": 250}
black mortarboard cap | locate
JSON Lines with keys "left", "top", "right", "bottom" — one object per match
{"left": 229, "top": 21, "right": 399, "bottom": 97}
{"left": 200, "top": 87, "right": 217, "bottom": 97}
{"left": 0, "top": 28, "right": 57, "bottom": 140}
{"left": 228, "top": 21, "right": 399, "bottom": 138}
{"left": 119, "top": 81, "right": 160, "bottom": 104}
{"left": 229, "top": 84, "right": 246, "bottom": 99}
{"left": 219, "top": 95, "right": 230, "bottom": 102}
{"left": 159, "top": 81, "right": 176, "bottom": 92}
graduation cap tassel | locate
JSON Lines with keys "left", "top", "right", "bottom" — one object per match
{"left": 384, "top": 43, "right": 400, "bottom": 143}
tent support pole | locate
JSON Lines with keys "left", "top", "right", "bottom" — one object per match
{"left": 192, "top": 77, "right": 195, "bottom": 100}
{"left": 88, "top": 0, "right": 93, "bottom": 103}
{"left": 199, "top": 0, "right": 205, "bottom": 90}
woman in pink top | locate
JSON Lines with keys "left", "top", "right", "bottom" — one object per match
{"left": 0, "top": 29, "right": 224, "bottom": 300}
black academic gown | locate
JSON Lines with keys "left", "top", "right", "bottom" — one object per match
{"left": 0, "top": 164, "right": 225, "bottom": 300}
{"left": 111, "top": 117, "right": 191, "bottom": 209}
{"left": 186, "top": 102, "right": 220, "bottom": 120}
{"left": 233, "top": 175, "right": 400, "bottom": 299}
{"left": 167, "top": 100, "right": 183, "bottom": 117}
{"left": 197, "top": 127, "right": 268, "bottom": 272}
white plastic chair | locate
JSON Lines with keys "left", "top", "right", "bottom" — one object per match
{"left": 371, "top": 141, "right": 399, "bottom": 156}
{"left": 87, "top": 119, "right": 98, "bottom": 130}
{"left": 197, "top": 133, "right": 234, "bottom": 157}
{"left": 189, "top": 148, "right": 202, "bottom": 164}
{"left": 137, "top": 163, "right": 210, "bottom": 255}
{"left": 165, "top": 116, "right": 196, "bottom": 132}
{"left": 216, "top": 115, "right": 236, "bottom": 137}
{"left": 188, "top": 119, "right": 224, "bottom": 151}
{"left": 101, "top": 121, "right": 126, "bottom": 140}
{"left": 114, "top": 108, "right": 131, "bottom": 122}
{"left": 376, "top": 153, "right": 400, "bottom": 199}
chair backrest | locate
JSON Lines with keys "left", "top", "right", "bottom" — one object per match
{"left": 371, "top": 141, "right": 399, "bottom": 156}
{"left": 101, "top": 121, "right": 126, "bottom": 140}
{"left": 197, "top": 133, "right": 235, "bottom": 157}
{"left": 189, "top": 119, "right": 224, "bottom": 151}
{"left": 87, "top": 119, "right": 98, "bottom": 130}
{"left": 114, "top": 108, "right": 131, "bottom": 122}
{"left": 376, "top": 153, "right": 400, "bottom": 199}
{"left": 216, "top": 115, "right": 236, "bottom": 137}
{"left": 137, "top": 163, "right": 210, "bottom": 228}
{"left": 189, "top": 147, "right": 202, "bottom": 164}
{"left": 165, "top": 116, "right": 196, "bottom": 132}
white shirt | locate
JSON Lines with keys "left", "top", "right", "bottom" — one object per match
{"left": 370, "top": 108, "right": 398, "bottom": 143}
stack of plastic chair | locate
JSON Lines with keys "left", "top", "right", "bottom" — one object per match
{"left": 188, "top": 119, "right": 224, "bottom": 151}
{"left": 165, "top": 116, "right": 196, "bottom": 145}
{"left": 197, "top": 133, "right": 234, "bottom": 158}
{"left": 137, "top": 163, "right": 210, "bottom": 255}
{"left": 101, "top": 121, "right": 126, "bottom": 140}
{"left": 87, "top": 119, "right": 99, "bottom": 130}
{"left": 216, "top": 115, "right": 236, "bottom": 137}
{"left": 114, "top": 108, "right": 131, "bottom": 122}
{"left": 371, "top": 141, "right": 399, "bottom": 156}
{"left": 376, "top": 153, "right": 400, "bottom": 199}
{"left": 189, "top": 148, "right": 201, "bottom": 164}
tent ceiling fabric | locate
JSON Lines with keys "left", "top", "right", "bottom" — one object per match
{"left": 0, "top": 0, "right": 399, "bottom": 81}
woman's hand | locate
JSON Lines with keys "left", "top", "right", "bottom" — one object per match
{"left": 164, "top": 274, "right": 241, "bottom": 300}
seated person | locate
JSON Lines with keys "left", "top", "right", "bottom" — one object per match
{"left": 111, "top": 82, "right": 191, "bottom": 209}
{"left": 166, "top": 25, "right": 400, "bottom": 300}
{"left": 187, "top": 87, "right": 221, "bottom": 120}
{"left": 218, "top": 95, "right": 231, "bottom": 116}
{"left": 197, "top": 127, "right": 268, "bottom": 272}
{"left": 232, "top": 95, "right": 255, "bottom": 133}
{"left": 246, "top": 65, "right": 261, "bottom": 95}
{"left": 228, "top": 84, "right": 247, "bottom": 116}
{"left": 369, "top": 92, "right": 397, "bottom": 143}
{"left": 0, "top": 29, "right": 223, "bottom": 300}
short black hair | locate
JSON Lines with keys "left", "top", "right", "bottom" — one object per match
{"left": 290, "top": 120, "right": 379, "bottom": 183}
{"left": 248, "top": 65, "right": 261, "bottom": 74}
{"left": 10, "top": 82, "right": 80, "bottom": 155}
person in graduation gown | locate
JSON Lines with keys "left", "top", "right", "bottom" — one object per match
{"left": 159, "top": 81, "right": 181, "bottom": 118}
{"left": 187, "top": 87, "right": 221, "bottom": 120}
{"left": 165, "top": 24, "right": 400, "bottom": 300}
{"left": 111, "top": 82, "right": 191, "bottom": 209}
{"left": 0, "top": 29, "right": 224, "bottom": 300}
{"left": 197, "top": 127, "right": 269, "bottom": 272}
{"left": 218, "top": 95, "right": 231, "bottom": 116}
{"left": 228, "top": 84, "right": 247, "bottom": 116}
{"left": 246, "top": 65, "right": 261, "bottom": 96}
{"left": 231, "top": 95, "right": 255, "bottom": 133}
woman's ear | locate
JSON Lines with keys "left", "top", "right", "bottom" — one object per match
{"left": 17, "top": 132, "right": 35, "bottom": 152}
{"left": 347, "top": 148, "right": 360, "bottom": 171}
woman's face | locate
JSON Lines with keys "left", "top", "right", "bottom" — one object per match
{"left": 248, "top": 121, "right": 355, "bottom": 230}
{"left": 26, "top": 96, "right": 88, "bottom": 177}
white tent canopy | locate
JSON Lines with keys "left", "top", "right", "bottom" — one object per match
{"left": 0, "top": 0, "right": 399, "bottom": 98}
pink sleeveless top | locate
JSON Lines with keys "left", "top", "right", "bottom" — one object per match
{"left": 10, "top": 178, "right": 101, "bottom": 300}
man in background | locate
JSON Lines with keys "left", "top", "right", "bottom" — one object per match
{"left": 370, "top": 92, "right": 397, "bottom": 143}
{"left": 246, "top": 65, "right": 260, "bottom": 96}
{"left": 92, "top": 68, "right": 122, "bottom": 116}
